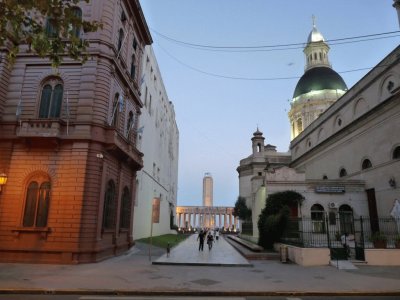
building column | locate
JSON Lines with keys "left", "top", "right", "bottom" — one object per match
{"left": 188, "top": 213, "right": 191, "bottom": 228}
{"left": 229, "top": 214, "right": 232, "bottom": 228}
{"left": 219, "top": 214, "right": 222, "bottom": 228}
{"left": 224, "top": 214, "right": 227, "bottom": 229}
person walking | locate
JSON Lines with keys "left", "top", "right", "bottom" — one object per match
{"left": 215, "top": 230, "right": 219, "bottom": 241}
{"left": 197, "top": 230, "right": 205, "bottom": 251}
{"left": 207, "top": 231, "right": 214, "bottom": 250}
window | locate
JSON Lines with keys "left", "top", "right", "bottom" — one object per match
{"left": 103, "top": 180, "right": 116, "bottom": 230}
{"left": 361, "top": 159, "right": 372, "bottom": 170}
{"left": 70, "top": 7, "right": 82, "bottom": 38}
{"left": 132, "top": 37, "right": 137, "bottom": 51}
{"left": 38, "top": 80, "right": 63, "bottom": 118}
{"left": 297, "top": 118, "right": 303, "bottom": 133}
{"left": 144, "top": 86, "right": 148, "bottom": 107}
{"left": 339, "top": 168, "right": 347, "bottom": 178}
{"left": 45, "top": 17, "right": 58, "bottom": 38}
{"left": 126, "top": 111, "right": 134, "bottom": 137}
{"left": 311, "top": 204, "right": 325, "bottom": 233}
{"left": 393, "top": 146, "right": 400, "bottom": 159}
{"left": 110, "top": 93, "right": 120, "bottom": 127}
{"left": 117, "top": 28, "right": 124, "bottom": 52}
{"left": 119, "top": 187, "right": 131, "bottom": 229}
{"left": 322, "top": 175, "right": 328, "bottom": 180}
{"left": 130, "top": 54, "right": 136, "bottom": 79}
{"left": 23, "top": 181, "right": 51, "bottom": 227}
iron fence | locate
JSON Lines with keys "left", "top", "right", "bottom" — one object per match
{"left": 281, "top": 214, "right": 400, "bottom": 249}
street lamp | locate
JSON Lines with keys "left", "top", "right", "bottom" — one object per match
{"left": 0, "top": 173, "right": 8, "bottom": 193}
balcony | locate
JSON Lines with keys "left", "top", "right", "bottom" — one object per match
{"left": 16, "top": 119, "right": 65, "bottom": 138}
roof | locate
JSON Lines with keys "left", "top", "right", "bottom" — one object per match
{"left": 293, "top": 67, "right": 347, "bottom": 98}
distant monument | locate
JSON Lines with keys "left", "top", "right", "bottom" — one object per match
{"left": 203, "top": 172, "right": 213, "bottom": 207}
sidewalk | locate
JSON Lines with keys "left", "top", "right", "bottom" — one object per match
{"left": 0, "top": 234, "right": 399, "bottom": 296}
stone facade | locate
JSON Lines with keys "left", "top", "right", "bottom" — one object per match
{"left": 133, "top": 46, "right": 179, "bottom": 240}
{"left": 0, "top": 0, "right": 152, "bottom": 263}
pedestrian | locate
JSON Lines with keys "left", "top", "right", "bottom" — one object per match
{"left": 215, "top": 230, "right": 219, "bottom": 241}
{"left": 166, "top": 243, "right": 171, "bottom": 257}
{"left": 197, "top": 230, "right": 205, "bottom": 251}
{"left": 207, "top": 232, "right": 214, "bottom": 250}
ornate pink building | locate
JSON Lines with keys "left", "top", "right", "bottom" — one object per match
{"left": 0, "top": 0, "right": 152, "bottom": 263}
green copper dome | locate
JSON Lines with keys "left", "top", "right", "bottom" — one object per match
{"left": 293, "top": 67, "right": 347, "bottom": 98}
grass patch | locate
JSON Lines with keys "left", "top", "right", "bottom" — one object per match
{"left": 136, "top": 234, "right": 188, "bottom": 249}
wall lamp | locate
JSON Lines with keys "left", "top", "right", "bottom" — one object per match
{"left": 0, "top": 173, "right": 8, "bottom": 193}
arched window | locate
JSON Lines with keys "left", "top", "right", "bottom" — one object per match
{"left": 322, "top": 175, "right": 328, "bottom": 180}
{"left": 23, "top": 181, "right": 51, "bottom": 227}
{"left": 119, "top": 187, "right": 131, "bottom": 229}
{"left": 297, "top": 118, "right": 303, "bottom": 133}
{"left": 103, "top": 180, "right": 116, "bottom": 230}
{"left": 361, "top": 159, "right": 372, "bottom": 170}
{"left": 38, "top": 80, "right": 63, "bottom": 118}
{"left": 118, "top": 28, "right": 124, "bottom": 52}
{"left": 257, "top": 143, "right": 262, "bottom": 153}
{"left": 45, "top": 17, "right": 58, "bottom": 38}
{"left": 393, "top": 146, "right": 400, "bottom": 159}
{"left": 70, "top": 7, "right": 82, "bottom": 38}
{"left": 339, "top": 168, "right": 347, "bottom": 178}
{"left": 311, "top": 204, "right": 325, "bottom": 233}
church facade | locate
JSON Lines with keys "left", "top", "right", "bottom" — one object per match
{"left": 0, "top": 0, "right": 152, "bottom": 263}
{"left": 238, "top": 21, "right": 400, "bottom": 240}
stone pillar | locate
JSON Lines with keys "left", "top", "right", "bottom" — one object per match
{"left": 183, "top": 213, "right": 186, "bottom": 228}
{"left": 188, "top": 213, "right": 192, "bottom": 228}
{"left": 219, "top": 214, "right": 222, "bottom": 228}
{"left": 229, "top": 214, "right": 232, "bottom": 228}
{"left": 178, "top": 213, "right": 181, "bottom": 228}
{"left": 224, "top": 214, "right": 227, "bottom": 229}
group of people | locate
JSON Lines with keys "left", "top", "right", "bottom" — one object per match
{"left": 197, "top": 229, "right": 219, "bottom": 251}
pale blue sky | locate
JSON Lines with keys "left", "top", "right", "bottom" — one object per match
{"left": 139, "top": 0, "right": 400, "bottom": 207}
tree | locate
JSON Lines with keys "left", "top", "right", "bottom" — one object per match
{"left": 0, "top": 0, "right": 101, "bottom": 67}
{"left": 233, "top": 196, "right": 252, "bottom": 221}
{"left": 257, "top": 191, "right": 304, "bottom": 249}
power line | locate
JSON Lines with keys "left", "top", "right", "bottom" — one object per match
{"left": 151, "top": 28, "right": 400, "bottom": 51}
{"left": 156, "top": 42, "right": 384, "bottom": 81}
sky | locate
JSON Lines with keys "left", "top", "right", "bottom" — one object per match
{"left": 139, "top": 0, "right": 400, "bottom": 207}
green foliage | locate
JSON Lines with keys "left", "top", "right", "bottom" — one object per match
{"left": 233, "top": 196, "right": 252, "bottom": 221}
{"left": 0, "top": 0, "right": 102, "bottom": 67}
{"left": 136, "top": 234, "right": 188, "bottom": 249}
{"left": 369, "top": 232, "right": 387, "bottom": 242}
{"left": 258, "top": 190, "right": 304, "bottom": 249}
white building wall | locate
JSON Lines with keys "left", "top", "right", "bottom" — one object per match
{"left": 290, "top": 46, "right": 400, "bottom": 217}
{"left": 133, "top": 46, "right": 179, "bottom": 239}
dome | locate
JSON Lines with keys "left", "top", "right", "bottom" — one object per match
{"left": 307, "top": 26, "right": 325, "bottom": 43}
{"left": 293, "top": 67, "right": 347, "bottom": 98}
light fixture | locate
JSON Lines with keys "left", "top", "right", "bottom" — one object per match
{"left": 0, "top": 173, "right": 8, "bottom": 193}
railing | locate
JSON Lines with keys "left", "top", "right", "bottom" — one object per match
{"left": 281, "top": 215, "right": 400, "bottom": 249}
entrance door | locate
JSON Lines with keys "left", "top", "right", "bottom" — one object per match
{"left": 366, "top": 188, "right": 379, "bottom": 233}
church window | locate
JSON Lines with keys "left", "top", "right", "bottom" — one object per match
{"left": 102, "top": 180, "right": 116, "bottom": 230}
{"left": 339, "top": 168, "right": 347, "bottom": 178}
{"left": 257, "top": 143, "right": 262, "bottom": 152}
{"left": 337, "top": 118, "right": 342, "bottom": 126}
{"left": 45, "top": 17, "right": 58, "bottom": 38}
{"left": 311, "top": 204, "right": 325, "bottom": 233}
{"left": 361, "top": 159, "right": 372, "bottom": 170}
{"left": 309, "top": 55, "right": 312, "bottom": 61}
{"left": 23, "top": 180, "right": 51, "bottom": 228}
{"left": 38, "top": 79, "right": 63, "bottom": 119}
{"left": 393, "top": 146, "right": 400, "bottom": 159}
{"left": 314, "top": 53, "right": 317, "bottom": 60}
{"left": 297, "top": 118, "right": 303, "bottom": 133}
{"left": 319, "top": 52, "right": 322, "bottom": 60}
{"left": 126, "top": 110, "right": 134, "bottom": 137}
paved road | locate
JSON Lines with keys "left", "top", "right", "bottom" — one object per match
{"left": 0, "top": 295, "right": 399, "bottom": 299}
{"left": 0, "top": 234, "right": 399, "bottom": 296}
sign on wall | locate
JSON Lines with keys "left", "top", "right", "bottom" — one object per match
{"left": 152, "top": 197, "right": 160, "bottom": 223}
{"left": 315, "top": 186, "right": 345, "bottom": 193}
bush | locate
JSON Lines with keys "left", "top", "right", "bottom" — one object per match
{"left": 258, "top": 191, "right": 303, "bottom": 249}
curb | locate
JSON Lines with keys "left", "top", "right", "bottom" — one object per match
{"left": 1, "top": 289, "right": 400, "bottom": 296}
